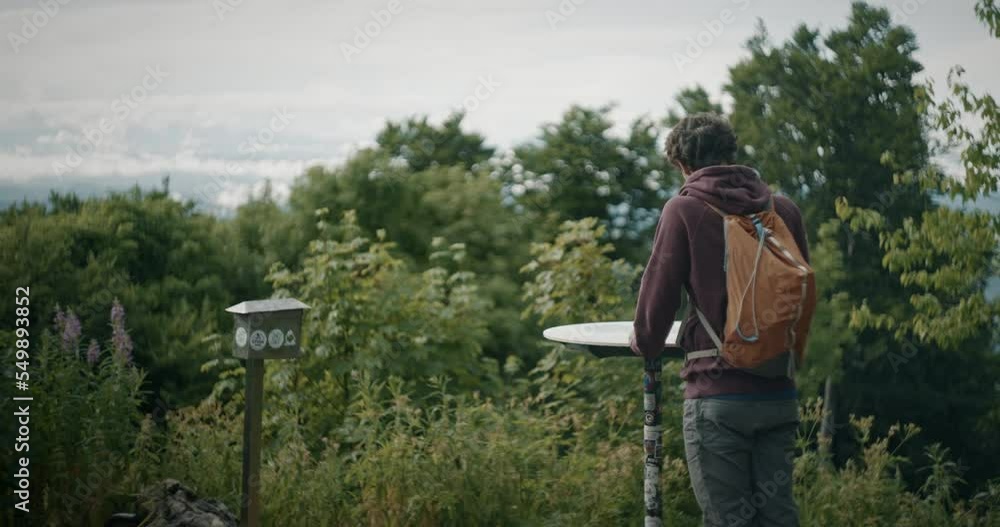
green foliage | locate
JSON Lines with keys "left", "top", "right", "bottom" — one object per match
{"left": 796, "top": 219, "right": 855, "bottom": 395}
{"left": 842, "top": 204, "right": 998, "bottom": 348}
{"left": 494, "top": 104, "right": 675, "bottom": 260}
{"left": 0, "top": 311, "right": 146, "bottom": 526}
{"left": 375, "top": 112, "right": 494, "bottom": 172}
{"left": 725, "top": 0, "right": 933, "bottom": 357}
{"left": 728, "top": 2, "right": 998, "bottom": 493}
{"left": 829, "top": 3, "right": 1000, "bottom": 489}
{"left": 976, "top": 0, "right": 1000, "bottom": 41}
{"left": 289, "top": 115, "right": 506, "bottom": 266}
{"left": 794, "top": 401, "right": 997, "bottom": 526}
{"left": 264, "top": 210, "right": 492, "bottom": 444}
{"left": 148, "top": 374, "right": 683, "bottom": 527}
{"left": 150, "top": 401, "right": 244, "bottom": 510}
{"left": 841, "top": 47, "right": 1000, "bottom": 351}
{"left": 7, "top": 5, "right": 1000, "bottom": 522}
{"left": 664, "top": 86, "right": 724, "bottom": 127}
{"left": 288, "top": 116, "right": 536, "bottom": 364}
{"left": 142, "top": 379, "right": 994, "bottom": 527}
{"left": 520, "top": 217, "right": 641, "bottom": 325}
{"left": 12, "top": 193, "right": 998, "bottom": 527}
{"left": 728, "top": 2, "right": 930, "bottom": 235}
{"left": 226, "top": 184, "right": 300, "bottom": 301}
{"left": 0, "top": 187, "right": 245, "bottom": 405}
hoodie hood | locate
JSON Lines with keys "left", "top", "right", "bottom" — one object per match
{"left": 679, "top": 164, "right": 772, "bottom": 215}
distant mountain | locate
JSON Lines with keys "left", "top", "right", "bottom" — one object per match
{"left": 0, "top": 171, "right": 290, "bottom": 216}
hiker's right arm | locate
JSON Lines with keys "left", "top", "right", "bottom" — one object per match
{"left": 630, "top": 198, "right": 690, "bottom": 358}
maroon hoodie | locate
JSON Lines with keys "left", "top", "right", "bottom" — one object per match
{"left": 630, "top": 165, "right": 810, "bottom": 399}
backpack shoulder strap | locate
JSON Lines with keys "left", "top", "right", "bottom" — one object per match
{"left": 686, "top": 305, "right": 724, "bottom": 361}
{"left": 700, "top": 200, "right": 725, "bottom": 217}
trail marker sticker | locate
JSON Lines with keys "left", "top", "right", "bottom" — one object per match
{"left": 226, "top": 298, "right": 309, "bottom": 360}
{"left": 268, "top": 329, "right": 284, "bottom": 349}
{"left": 249, "top": 330, "right": 267, "bottom": 351}
{"left": 235, "top": 327, "right": 248, "bottom": 347}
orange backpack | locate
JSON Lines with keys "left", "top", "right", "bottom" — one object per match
{"left": 686, "top": 198, "right": 817, "bottom": 378}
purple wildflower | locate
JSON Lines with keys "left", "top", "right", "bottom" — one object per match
{"left": 54, "top": 306, "right": 65, "bottom": 329}
{"left": 111, "top": 299, "right": 134, "bottom": 365}
{"left": 86, "top": 339, "right": 101, "bottom": 365}
{"left": 62, "top": 310, "right": 81, "bottom": 353}
{"left": 53, "top": 306, "right": 81, "bottom": 353}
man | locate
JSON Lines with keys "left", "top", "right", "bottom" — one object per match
{"left": 630, "top": 113, "right": 809, "bottom": 527}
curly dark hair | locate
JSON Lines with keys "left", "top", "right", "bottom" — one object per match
{"left": 664, "top": 113, "right": 738, "bottom": 172}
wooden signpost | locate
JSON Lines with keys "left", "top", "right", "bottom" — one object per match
{"left": 543, "top": 320, "right": 682, "bottom": 527}
{"left": 225, "top": 298, "right": 310, "bottom": 527}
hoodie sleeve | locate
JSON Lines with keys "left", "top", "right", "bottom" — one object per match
{"left": 630, "top": 198, "right": 690, "bottom": 358}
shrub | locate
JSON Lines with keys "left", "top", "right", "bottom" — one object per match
{"left": 0, "top": 304, "right": 145, "bottom": 526}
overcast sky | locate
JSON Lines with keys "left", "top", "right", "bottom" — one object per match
{"left": 1, "top": 0, "right": 998, "bottom": 209}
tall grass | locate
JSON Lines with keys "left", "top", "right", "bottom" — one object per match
{"left": 136, "top": 370, "right": 996, "bottom": 527}
{"left": 13, "top": 331, "right": 998, "bottom": 526}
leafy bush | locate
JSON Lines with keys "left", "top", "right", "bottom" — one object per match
{"left": 795, "top": 400, "right": 1000, "bottom": 526}
{"left": 10, "top": 209, "right": 998, "bottom": 527}
{"left": 0, "top": 304, "right": 145, "bottom": 526}
{"left": 135, "top": 217, "right": 995, "bottom": 527}
{"left": 144, "top": 373, "right": 999, "bottom": 527}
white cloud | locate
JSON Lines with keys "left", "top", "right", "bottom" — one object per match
{"left": 0, "top": 0, "right": 997, "bottom": 213}
{"left": 0, "top": 149, "right": 339, "bottom": 182}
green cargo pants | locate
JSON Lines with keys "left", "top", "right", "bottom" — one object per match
{"left": 682, "top": 398, "right": 800, "bottom": 527}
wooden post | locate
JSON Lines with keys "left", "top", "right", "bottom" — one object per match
{"left": 240, "top": 358, "right": 265, "bottom": 527}
{"left": 643, "top": 357, "right": 664, "bottom": 527}
{"left": 819, "top": 375, "right": 835, "bottom": 456}
{"left": 225, "top": 298, "right": 309, "bottom": 527}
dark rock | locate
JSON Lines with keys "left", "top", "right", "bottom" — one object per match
{"left": 123, "top": 479, "right": 237, "bottom": 527}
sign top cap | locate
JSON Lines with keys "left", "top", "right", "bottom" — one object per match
{"left": 225, "top": 298, "right": 311, "bottom": 315}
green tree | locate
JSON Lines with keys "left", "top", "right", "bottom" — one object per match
{"left": 725, "top": 5, "right": 931, "bottom": 363}
{"left": 289, "top": 114, "right": 495, "bottom": 257}
{"left": 288, "top": 116, "right": 538, "bottom": 364}
{"left": 664, "top": 85, "right": 724, "bottom": 127}
{"left": 496, "top": 104, "right": 676, "bottom": 261}
{"left": 728, "top": 5, "right": 931, "bottom": 232}
{"left": 725, "top": 2, "right": 956, "bottom": 477}
{"left": 0, "top": 187, "right": 246, "bottom": 406}
{"left": 836, "top": 0, "right": 1000, "bottom": 487}
{"left": 375, "top": 111, "right": 493, "bottom": 172}
{"left": 264, "top": 210, "right": 493, "bottom": 444}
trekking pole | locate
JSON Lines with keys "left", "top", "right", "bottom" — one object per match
{"left": 643, "top": 357, "right": 664, "bottom": 527}
{"left": 539, "top": 321, "right": 678, "bottom": 526}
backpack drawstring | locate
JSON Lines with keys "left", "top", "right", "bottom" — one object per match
{"left": 735, "top": 215, "right": 766, "bottom": 343}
